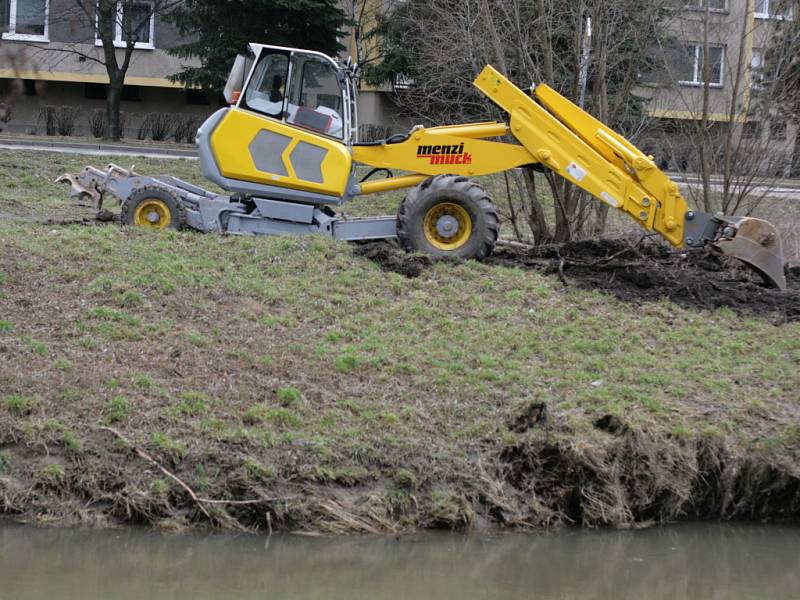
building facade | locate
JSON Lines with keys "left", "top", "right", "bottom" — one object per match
{"left": 0, "top": 0, "right": 218, "bottom": 138}
{"left": 637, "top": 0, "right": 797, "bottom": 175}
{"left": 0, "top": 0, "right": 410, "bottom": 140}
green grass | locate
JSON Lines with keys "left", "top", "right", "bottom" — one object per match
{"left": 276, "top": 386, "right": 301, "bottom": 407}
{"left": 104, "top": 396, "right": 131, "bottom": 424}
{"left": 22, "top": 336, "right": 47, "bottom": 356}
{"left": 3, "top": 394, "right": 35, "bottom": 416}
{"left": 0, "top": 149, "right": 798, "bottom": 530}
{"left": 185, "top": 330, "right": 210, "bottom": 347}
{"left": 171, "top": 391, "right": 209, "bottom": 417}
{"left": 150, "top": 432, "right": 186, "bottom": 462}
{"left": 37, "top": 463, "right": 66, "bottom": 487}
{"left": 0, "top": 449, "right": 10, "bottom": 474}
{"left": 150, "top": 478, "right": 170, "bottom": 496}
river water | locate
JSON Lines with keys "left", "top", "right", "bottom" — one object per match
{"left": 1, "top": 522, "right": 798, "bottom": 599}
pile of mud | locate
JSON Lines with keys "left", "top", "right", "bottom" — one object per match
{"left": 358, "top": 239, "right": 799, "bottom": 322}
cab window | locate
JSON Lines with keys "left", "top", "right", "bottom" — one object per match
{"left": 286, "top": 55, "right": 344, "bottom": 139}
{"left": 243, "top": 51, "right": 289, "bottom": 118}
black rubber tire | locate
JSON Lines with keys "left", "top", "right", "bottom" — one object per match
{"left": 397, "top": 174, "right": 499, "bottom": 259}
{"left": 120, "top": 185, "right": 186, "bottom": 230}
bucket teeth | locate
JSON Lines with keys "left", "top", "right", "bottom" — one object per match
{"left": 713, "top": 217, "right": 787, "bottom": 291}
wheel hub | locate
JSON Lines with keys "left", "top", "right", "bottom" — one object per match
{"left": 436, "top": 214, "right": 459, "bottom": 237}
{"left": 423, "top": 202, "right": 473, "bottom": 251}
{"left": 133, "top": 199, "right": 171, "bottom": 230}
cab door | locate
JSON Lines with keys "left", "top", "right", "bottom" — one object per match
{"left": 209, "top": 47, "right": 352, "bottom": 198}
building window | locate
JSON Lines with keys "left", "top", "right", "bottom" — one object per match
{"left": 678, "top": 44, "right": 724, "bottom": 86}
{"left": 750, "top": 48, "right": 765, "bottom": 89}
{"left": 185, "top": 89, "right": 209, "bottom": 105}
{"left": 770, "top": 120, "right": 787, "bottom": 141}
{"left": 1, "top": 0, "right": 49, "bottom": 41}
{"left": 742, "top": 121, "right": 761, "bottom": 140}
{"left": 83, "top": 83, "right": 141, "bottom": 101}
{"left": 95, "top": 1, "right": 155, "bottom": 49}
{"left": 685, "top": 0, "right": 728, "bottom": 11}
{"left": 85, "top": 83, "right": 108, "bottom": 100}
{"left": 119, "top": 2, "right": 152, "bottom": 45}
{"left": 755, "top": 0, "right": 793, "bottom": 19}
{"left": 121, "top": 85, "right": 140, "bottom": 101}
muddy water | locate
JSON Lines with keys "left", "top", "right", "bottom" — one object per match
{"left": 1, "top": 523, "right": 798, "bottom": 599}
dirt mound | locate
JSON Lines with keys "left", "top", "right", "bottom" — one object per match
{"left": 353, "top": 241, "right": 433, "bottom": 278}
{"left": 487, "top": 239, "right": 799, "bottom": 322}
{"left": 356, "top": 239, "right": 799, "bottom": 322}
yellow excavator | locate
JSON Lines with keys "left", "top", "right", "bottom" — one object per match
{"left": 58, "top": 43, "right": 786, "bottom": 289}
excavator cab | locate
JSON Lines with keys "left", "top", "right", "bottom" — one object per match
{"left": 224, "top": 44, "right": 356, "bottom": 143}
{"left": 198, "top": 44, "right": 358, "bottom": 201}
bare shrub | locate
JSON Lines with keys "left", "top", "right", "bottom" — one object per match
{"left": 148, "top": 113, "right": 174, "bottom": 141}
{"left": 173, "top": 114, "right": 204, "bottom": 143}
{"left": 88, "top": 109, "right": 106, "bottom": 138}
{"left": 137, "top": 114, "right": 151, "bottom": 140}
{"left": 38, "top": 106, "right": 81, "bottom": 136}
{"left": 358, "top": 123, "right": 392, "bottom": 143}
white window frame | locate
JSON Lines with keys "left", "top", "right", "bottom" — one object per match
{"left": 750, "top": 48, "right": 765, "bottom": 89}
{"left": 684, "top": 0, "right": 728, "bottom": 13}
{"left": 678, "top": 43, "right": 725, "bottom": 88}
{"left": 94, "top": 1, "right": 155, "bottom": 50}
{"left": 755, "top": 0, "right": 794, "bottom": 20}
{"left": 2, "top": 0, "right": 50, "bottom": 42}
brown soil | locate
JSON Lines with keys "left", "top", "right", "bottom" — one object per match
{"left": 359, "top": 239, "right": 800, "bottom": 323}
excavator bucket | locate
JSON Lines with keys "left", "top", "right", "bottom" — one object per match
{"left": 713, "top": 216, "right": 787, "bottom": 291}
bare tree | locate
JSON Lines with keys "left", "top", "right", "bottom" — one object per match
{"left": 642, "top": 0, "right": 799, "bottom": 216}
{"left": 764, "top": 0, "right": 800, "bottom": 175}
{"left": 34, "top": 0, "right": 182, "bottom": 140}
{"left": 366, "top": 0, "right": 668, "bottom": 244}
{"left": 0, "top": 45, "right": 28, "bottom": 132}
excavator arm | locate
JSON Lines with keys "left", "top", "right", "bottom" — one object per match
{"left": 353, "top": 65, "right": 784, "bottom": 288}
{"left": 473, "top": 65, "right": 786, "bottom": 290}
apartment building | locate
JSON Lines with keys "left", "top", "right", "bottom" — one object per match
{"left": 0, "top": 0, "right": 217, "bottom": 137}
{"left": 0, "top": 0, "right": 408, "bottom": 140}
{"left": 638, "top": 0, "right": 797, "bottom": 175}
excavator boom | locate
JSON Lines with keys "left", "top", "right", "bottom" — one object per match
{"left": 472, "top": 65, "right": 786, "bottom": 290}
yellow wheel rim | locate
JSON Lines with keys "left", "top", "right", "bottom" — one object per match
{"left": 423, "top": 202, "right": 472, "bottom": 251}
{"left": 133, "top": 199, "right": 171, "bottom": 229}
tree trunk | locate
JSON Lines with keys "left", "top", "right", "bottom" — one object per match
{"left": 537, "top": 0, "right": 554, "bottom": 85}
{"left": 720, "top": 2, "right": 750, "bottom": 214}
{"left": 590, "top": 7, "right": 609, "bottom": 236}
{"left": 520, "top": 167, "right": 551, "bottom": 244}
{"left": 698, "top": 3, "right": 714, "bottom": 213}
{"left": 105, "top": 77, "right": 123, "bottom": 141}
{"left": 551, "top": 178, "right": 576, "bottom": 242}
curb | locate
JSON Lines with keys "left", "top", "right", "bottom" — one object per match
{"left": 0, "top": 136, "right": 197, "bottom": 158}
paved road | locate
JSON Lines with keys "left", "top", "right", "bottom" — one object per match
{"left": 677, "top": 182, "right": 800, "bottom": 202}
{"left": 0, "top": 138, "right": 197, "bottom": 160}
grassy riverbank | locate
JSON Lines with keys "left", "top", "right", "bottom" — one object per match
{"left": 0, "top": 150, "right": 798, "bottom": 532}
